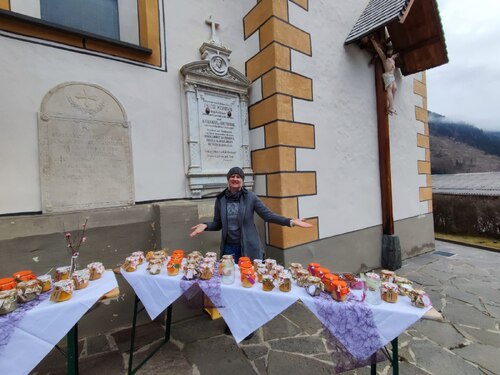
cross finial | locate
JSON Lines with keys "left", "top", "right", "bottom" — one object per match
{"left": 205, "top": 16, "right": 222, "bottom": 46}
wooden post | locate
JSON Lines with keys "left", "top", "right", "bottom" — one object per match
{"left": 374, "top": 59, "right": 395, "bottom": 235}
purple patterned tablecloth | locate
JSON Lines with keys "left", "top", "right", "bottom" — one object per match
{"left": 0, "top": 292, "right": 51, "bottom": 355}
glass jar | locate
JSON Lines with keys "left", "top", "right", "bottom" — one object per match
{"left": 410, "top": 289, "right": 431, "bottom": 308}
{"left": 264, "top": 259, "right": 277, "bottom": 272}
{"left": 305, "top": 276, "right": 323, "bottom": 296}
{"left": 322, "top": 273, "right": 340, "bottom": 293}
{"left": 241, "top": 269, "right": 256, "bottom": 288}
{"left": 0, "top": 277, "right": 18, "bottom": 315}
{"left": 50, "top": 280, "right": 74, "bottom": 302}
{"left": 199, "top": 263, "right": 214, "bottom": 280}
{"left": 131, "top": 251, "right": 145, "bottom": 264}
{"left": 37, "top": 275, "right": 52, "bottom": 293}
{"left": 167, "top": 261, "right": 181, "bottom": 276}
{"left": 148, "top": 259, "right": 163, "bottom": 275}
{"left": 289, "top": 263, "right": 303, "bottom": 279}
{"left": 184, "top": 264, "right": 197, "bottom": 280}
{"left": 221, "top": 258, "right": 235, "bottom": 285}
{"left": 253, "top": 259, "right": 262, "bottom": 271}
{"left": 87, "top": 262, "right": 105, "bottom": 280}
{"left": 380, "top": 282, "right": 399, "bottom": 303}
{"left": 72, "top": 269, "right": 90, "bottom": 290}
{"left": 316, "top": 267, "right": 330, "bottom": 280}
{"left": 307, "top": 263, "right": 321, "bottom": 277}
{"left": 331, "top": 280, "right": 349, "bottom": 301}
{"left": 380, "top": 270, "right": 395, "bottom": 283}
{"left": 54, "top": 266, "right": 71, "bottom": 281}
{"left": 17, "top": 279, "right": 41, "bottom": 303}
{"left": 257, "top": 264, "right": 266, "bottom": 283}
{"left": 278, "top": 273, "right": 292, "bottom": 292}
{"left": 262, "top": 275, "right": 275, "bottom": 291}
{"left": 296, "top": 269, "right": 310, "bottom": 287}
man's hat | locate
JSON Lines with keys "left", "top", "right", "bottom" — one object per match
{"left": 227, "top": 167, "right": 244, "bottom": 180}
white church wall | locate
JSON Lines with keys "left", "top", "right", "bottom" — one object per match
{"left": 290, "top": 0, "right": 383, "bottom": 238}
{"left": 0, "top": 0, "right": 257, "bottom": 214}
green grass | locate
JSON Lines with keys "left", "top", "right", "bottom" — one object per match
{"left": 435, "top": 233, "right": 500, "bottom": 251}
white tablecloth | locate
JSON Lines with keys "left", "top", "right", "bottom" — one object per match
{"left": 120, "top": 264, "right": 430, "bottom": 346}
{"left": 0, "top": 270, "right": 118, "bottom": 375}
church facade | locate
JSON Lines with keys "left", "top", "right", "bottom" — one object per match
{"left": 0, "top": 0, "right": 445, "bottom": 326}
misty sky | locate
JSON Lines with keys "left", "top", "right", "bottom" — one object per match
{"left": 426, "top": 0, "right": 500, "bottom": 131}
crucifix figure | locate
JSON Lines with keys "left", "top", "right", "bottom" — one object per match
{"left": 370, "top": 35, "right": 399, "bottom": 115}
{"left": 205, "top": 16, "right": 221, "bottom": 46}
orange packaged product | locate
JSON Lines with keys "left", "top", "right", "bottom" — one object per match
{"left": 0, "top": 277, "right": 17, "bottom": 291}
{"left": 241, "top": 269, "right": 256, "bottom": 288}
{"left": 331, "top": 280, "right": 350, "bottom": 302}
{"left": 307, "top": 263, "right": 321, "bottom": 277}
{"left": 12, "top": 270, "right": 37, "bottom": 282}
{"left": 0, "top": 278, "right": 18, "bottom": 315}
{"left": 238, "top": 257, "right": 251, "bottom": 267}
{"left": 316, "top": 267, "right": 330, "bottom": 280}
{"left": 322, "top": 273, "right": 340, "bottom": 293}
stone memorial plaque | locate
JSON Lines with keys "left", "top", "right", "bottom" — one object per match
{"left": 181, "top": 40, "right": 253, "bottom": 198}
{"left": 199, "top": 89, "right": 241, "bottom": 171}
{"left": 39, "top": 82, "right": 134, "bottom": 213}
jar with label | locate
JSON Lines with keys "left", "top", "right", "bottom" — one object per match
{"left": 17, "top": 279, "right": 41, "bottom": 303}
{"left": 331, "top": 280, "right": 350, "bottom": 301}
{"left": 257, "top": 264, "right": 266, "bottom": 283}
{"left": 253, "top": 259, "right": 262, "bottom": 271}
{"left": 54, "top": 266, "right": 71, "bottom": 281}
{"left": 221, "top": 258, "right": 235, "bottom": 285}
{"left": 265, "top": 259, "right": 277, "bottom": 272}
{"left": 278, "top": 272, "right": 292, "bottom": 292}
{"left": 305, "top": 276, "right": 323, "bottom": 296}
{"left": 296, "top": 269, "right": 310, "bottom": 287}
{"left": 322, "top": 273, "right": 340, "bottom": 293}
{"left": 241, "top": 269, "right": 256, "bottom": 288}
{"left": 167, "top": 261, "right": 181, "bottom": 276}
{"left": 184, "top": 264, "right": 197, "bottom": 280}
{"left": 37, "top": 275, "right": 52, "bottom": 293}
{"left": 307, "top": 263, "right": 321, "bottom": 277}
{"left": 0, "top": 277, "right": 18, "bottom": 315}
{"left": 289, "top": 263, "right": 303, "bottom": 279}
{"left": 262, "top": 274, "right": 275, "bottom": 291}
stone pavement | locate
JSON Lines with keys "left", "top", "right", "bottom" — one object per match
{"left": 32, "top": 241, "right": 500, "bottom": 375}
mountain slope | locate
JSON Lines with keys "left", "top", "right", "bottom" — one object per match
{"left": 428, "top": 112, "right": 500, "bottom": 174}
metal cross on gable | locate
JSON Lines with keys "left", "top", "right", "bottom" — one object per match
{"left": 205, "top": 15, "right": 222, "bottom": 46}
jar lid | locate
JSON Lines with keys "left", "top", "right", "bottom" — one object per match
{"left": 332, "top": 280, "right": 347, "bottom": 288}
{"left": 0, "top": 277, "right": 17, "bottom": 290}
{"left": 12, "top": 270, "right": 36, "bottom": 281}
{"left": 323, "top": 273, "right": 339, "bottom": 282}
{"left": 241, "top": 269, "right": 254, "bottom": 275}
{"left": 308, "top": 262, "right": 321, "bottom": 267}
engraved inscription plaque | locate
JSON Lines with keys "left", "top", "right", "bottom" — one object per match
{"left": 181, "top": 41, "right": 253, "bottom": 198}
{"left": 199, "top": 89, "right": 240, "bottom": 171}
{"left": 39, "top": 82, "right": 134, "bottom": 213}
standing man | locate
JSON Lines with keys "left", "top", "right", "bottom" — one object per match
{"left": 190, "top": 167, "right": 312, "bottom": 262}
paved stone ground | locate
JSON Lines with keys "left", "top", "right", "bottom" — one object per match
{"left": 32, "top": 241, "right": 500, "bottom": 374}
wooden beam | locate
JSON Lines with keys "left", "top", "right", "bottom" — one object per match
{"left": 374, "top": 59, "right": 395, "bottom": 235}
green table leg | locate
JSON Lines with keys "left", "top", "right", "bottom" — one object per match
{"left": 392, "top": 337, "right": 399, "bottom": 375}
{"left": 67, "top": 323, "right": 79, "bottom": 375}
{"left": 127, "top": 294, "right": 173, "bottom": 375}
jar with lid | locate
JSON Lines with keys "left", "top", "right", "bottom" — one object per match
{"left": 17, "top": 279, "right": 41, "bottom": 303}
{"left": 0, "top": 277, "right": 18, "bottom": 315}
{"left": 221, "top": 257, "right": 235, "bottom": 285}
{"left": 305, "top": 276, "right": 323, "bottom": 296}
{"left": 37, "top": 275, "right": 52, "bottom": 293}
{"left": 278, "top": 272, "right": 292, "bottom": 292}
{"left": 262, "top": 274, "right": 275, "bottom": 291}
{"left": 331, "top": 280, "right": 349, "bottom": 301}
{"left": 241, "top": 269, "right": 256, "bottom": 288}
